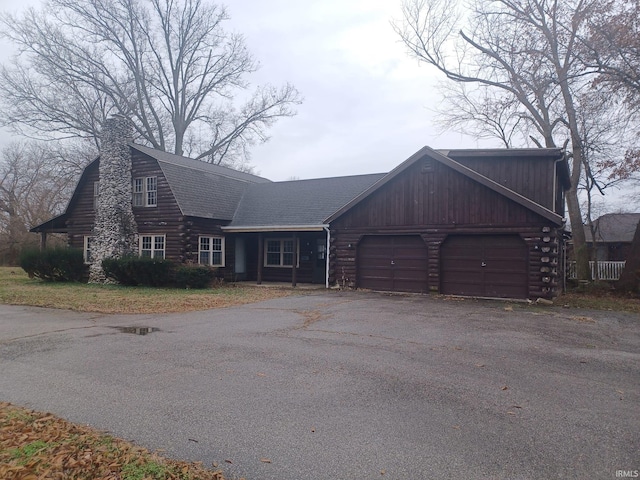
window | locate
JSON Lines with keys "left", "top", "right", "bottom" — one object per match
{"left": 93, "top": 182, "right": 99, "bottom": 210}
{"left": 140, "top": 235, "right": 165, "bottom": 259}
{"left": 199, "top": 236, "right": 225, "bottom": 266}
{"left": 265, "top": 238, "right": 299, "bottom": 267}
{"left": 84, "top": 236, "right": 94, "bottom": 263}
{"left": 133, "top": 176, "right": 157, "bottom": 207}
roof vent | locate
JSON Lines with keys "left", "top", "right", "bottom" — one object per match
{"left": 421, "top": 159, "right": 434, "bottom": 173}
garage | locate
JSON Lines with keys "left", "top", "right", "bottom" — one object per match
{"left": 440, "top": 235, "right": 529, "bottom": 299}
{"left": 357, "top": 235, "right": 428, "bottom": 293}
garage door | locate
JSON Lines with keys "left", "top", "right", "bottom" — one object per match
{"left": 440, "top": 235, "right": 528, "bottom": 299}
{"left": 357, "top": 235, "right": 428, "bottom": 293}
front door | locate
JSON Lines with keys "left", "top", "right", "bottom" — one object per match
{"left": 234, "top": 237, "right": 246, "bottom": 280}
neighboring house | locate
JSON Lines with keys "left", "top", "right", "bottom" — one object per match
{"left": 583, "top": 213, "right": 640, "bottom": 261}
{"left": 31, "top": 139, "right": 570, "bottom": 300}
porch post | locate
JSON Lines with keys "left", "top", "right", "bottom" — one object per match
{"left": 40, "top": 232, "right": 47, "bottom": 250}
{"left": 291, "top": 232, "right": 297, "bottom": 287}
{"left": 325, "top": 227, "right": 330, "bottom": 289}
{"left": 257, "top": 233, "right": 263, "bottom": 285}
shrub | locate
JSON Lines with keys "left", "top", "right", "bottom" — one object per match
{"left": 174, "top": 265, "right": 217, "bottom": 289}
{"left": 102, "top": 256, "right": 175, "bottom": 287}
{"left": 19, "top": 247, "right": 85, "bottom": 282}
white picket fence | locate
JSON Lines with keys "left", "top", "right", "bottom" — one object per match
{"left": 568, "top": 261, "right": 626, "bottom": 280}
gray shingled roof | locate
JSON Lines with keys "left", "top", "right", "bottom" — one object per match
{"left": 228, "top": 173, "right": 386, "bottom": 228}
{"left": 584, "top": 213, "right": 640, "bottom": 243}
{"left": 32, "top": 144, "right": 571, "bottom": 233}
{"left": 131, "top": 144, "right": 270, "bottom": 220}
{"left": 131, "top": 144, "right": 271, "bottom": 184}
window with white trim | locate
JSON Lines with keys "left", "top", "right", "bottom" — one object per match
{"left": 139, "top": 235, "right": 165, "bottom": 259}
{"left": 199, "top": 236, "right": 225, "bottom": 266}
{"left": 84, "top": 236, "right": 94, "bottom": 263}
{"left": 265, "top": 238, "right": 299, "bottom": 267}
{"left": 133, "top": 176, "right": 157, "bottom": 207}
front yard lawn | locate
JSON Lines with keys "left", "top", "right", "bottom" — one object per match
{"left": 0, "top": 267, "right": 292, "bottom": 314}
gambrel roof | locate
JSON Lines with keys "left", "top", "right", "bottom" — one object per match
{"left": 132, "top": 144, "right": 270, "bottom": 221}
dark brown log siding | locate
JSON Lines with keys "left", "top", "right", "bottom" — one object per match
{"left": 129, "top": 151, "right": 184, "bottom": 260}
{"left": 66, "top": 161, "right": 100, "bottom": 251}
{"left": 451, "top": 155, "right": 556, "bottom": 210}
{"left": 184, "top": 218, "right": 227, "bottom": 260}
{"left": 330, "top": 159, "right": 562, "bottom": 299}
{"left": 334, "top": 161, "right": 550, "bottom": 228}
{"left": 64, "top": 152, "right": 232, "bottom": 265}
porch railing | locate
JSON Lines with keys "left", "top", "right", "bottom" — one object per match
{"left": 568, "top": 261, "right": 626, "bottom": 281}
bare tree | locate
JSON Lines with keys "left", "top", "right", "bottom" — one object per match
{"left": 394, "top": 0, "right": 616, "bottom": 280}
{"left": 0, "top": 142, "right": 78, "bottom": 264}
{"left": 585, "top": 0, "right": 640, "bottom": 108}
{"left": 0, "top": 0, "right": 302, "bottom": 167}
{"left": 582, "top": 0, "right": 640, "bottom": 190}
{"left": 434, "top": 83, "right": 528, "bottom": 148}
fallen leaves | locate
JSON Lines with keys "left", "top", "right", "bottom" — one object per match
{"left": 570, "top": 315, "right": 596, "bottom": 324}
{"left": 0, "top": 402, "right": 226, "bottom": 480}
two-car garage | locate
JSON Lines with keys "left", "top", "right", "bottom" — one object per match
{"left": 356, "top": 234, "right": 529, "bottom": 299}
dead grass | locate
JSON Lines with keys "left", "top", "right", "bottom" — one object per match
{"left": 556, "top": 291, "right": 640, "bottom": 314}
{"left": 0, "top": 267, "right": 292, "bottom": 314}
{"left": 556, "top": 280, "right": 640, "bottom": 314}
{"left": 0, "top": 402, "right": 227, "bottom": 480}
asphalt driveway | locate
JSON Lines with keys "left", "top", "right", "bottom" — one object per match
{"left": 0, "top": 291, "right": 638, "bottom": 479}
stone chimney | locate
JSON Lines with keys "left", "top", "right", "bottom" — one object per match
{"left": 88, "top": 116, "right": 139, "bottom": 283}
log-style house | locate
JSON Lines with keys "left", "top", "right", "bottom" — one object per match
{"left": 32, "top": 140, "right": 570, "bottom": 300}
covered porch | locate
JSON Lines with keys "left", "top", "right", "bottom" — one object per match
{"left": 29, "top": 213, "right": 69, "bottom": 249}
{"left": 223, "top": 226, "right": 330, "bottom": 288}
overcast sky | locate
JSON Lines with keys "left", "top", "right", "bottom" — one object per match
{"left": 0, "top": 0, "right": 496, "bottom": 181}
{"left": 0, "top": 0, "right": 633, "bottom": 213}
{"left": 227, "top": 0, "right": 495, "bottom": 180}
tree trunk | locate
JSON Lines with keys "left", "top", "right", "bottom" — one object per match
{"left": 566, "top": 166, "right": 590, "bottom": 281}
{"left": 617, "top": 220, "right": 640, "bottom": 293}
{"left": 555, "top": 52, "right": 591, "bottom": 281}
